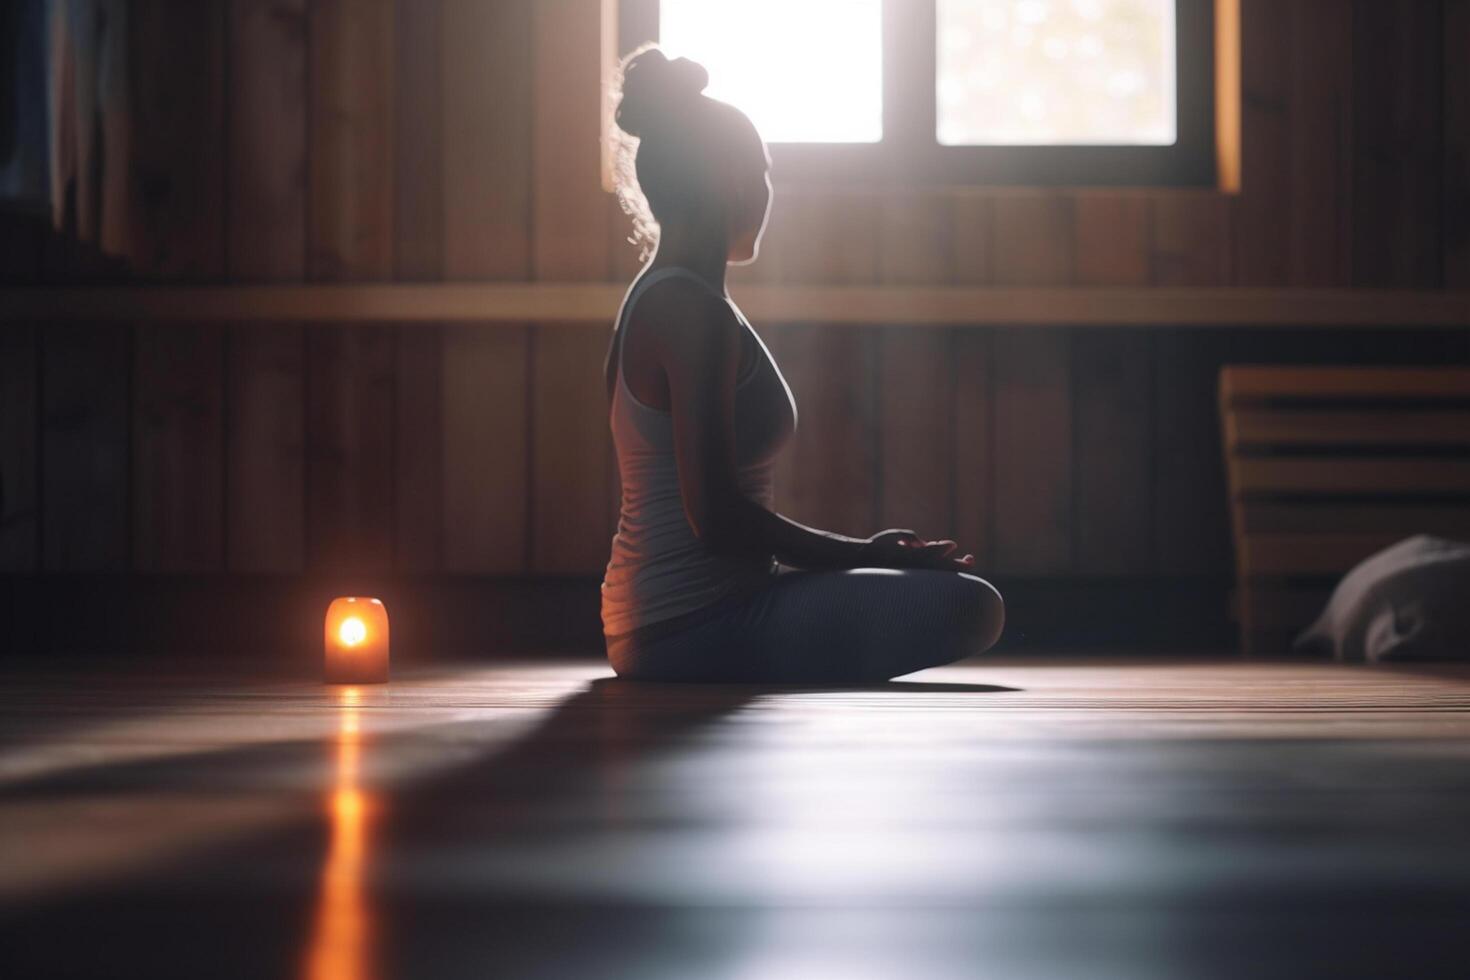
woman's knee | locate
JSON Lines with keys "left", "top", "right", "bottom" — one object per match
{"left": 958, "top": 573, "right": 1005, "bottom": 654}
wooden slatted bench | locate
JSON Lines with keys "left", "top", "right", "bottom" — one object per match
{"left": 1219, "top": 367, "right": 1470, "bottom": 655}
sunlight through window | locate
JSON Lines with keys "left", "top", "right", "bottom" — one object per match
{"left": 659, "top": 0, "right": 883, "bottom": 143}
{"left": 938, "top": 0, "right": 1176, "bottom": 145}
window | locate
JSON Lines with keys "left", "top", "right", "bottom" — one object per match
{"left": 616, "top": 0, "right": 1219, "bottom": 186}
{"left": 660, "top": 0, "right": 883, "bottom": 143}
{"left": 936, "top": 0, "right": 1176, "bottom": 146}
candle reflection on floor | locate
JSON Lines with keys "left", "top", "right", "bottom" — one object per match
{"left": 304, "top": 687, "right": 377, "bottom": 980}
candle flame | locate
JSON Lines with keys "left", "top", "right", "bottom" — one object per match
{"left": 338, "top": 617, "right": 367, "bottom": 647}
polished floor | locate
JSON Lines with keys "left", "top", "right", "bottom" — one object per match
{"left": 4, "top": 655, "right": 1470, "bottom": 979}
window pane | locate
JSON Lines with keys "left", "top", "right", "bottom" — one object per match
{"left": 659, "top": 0, "right": 883, "bottom": 143}
{"left": 937, "top": 0, "right": 1176, "bottom": 146}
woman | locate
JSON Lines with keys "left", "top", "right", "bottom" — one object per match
{"left": 602, "top": 46, "right": 1004, "bottom": 683}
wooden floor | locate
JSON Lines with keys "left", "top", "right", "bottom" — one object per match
{"left": 4, "top": 656, "right": 1470, "bottom": 979}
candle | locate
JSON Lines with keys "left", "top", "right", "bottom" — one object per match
{"left": 324, "top": 597, "right": 390, "bottom": 684}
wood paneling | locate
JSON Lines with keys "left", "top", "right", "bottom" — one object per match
{"left": 527, "top": 328, "right": 613, "bottom": 572}
{"left": 785, "top": 190, "right": 881, "bottom": 285}
{"left": 227, "top": 0, "right": 306, "bottom": 282}
{"left": 390, "top": 0, "right": 444, "bottom": 572}
{"left": 530, "top": 324, "right": 612, "bottom": 572}
{"left": 438, "top": 0, "right": 536, "bottom": 571}
{"left": 97, "top": 0, "right": 132, "bottom": 262}
{"left": 1447, "top": 0, "right": 1470, "bottom": 287}
{"left": 950, "top": 195, "right": 996, "bottom": 286}
{"left": 443, "top": 0, "right": 532, "bottom": 280}
{"left": 1233, "top": 0, "right": 1291, "bottom": 286}
{"left": 1152, "top": 330, "right": 1232, "bottom": 576}
{"left": 226, "top": 323, "right": 304, "bottom": 572}
{"left": 878, "top": 192, "right": 956, "bottom": 540}
{"left": 306, "top": 0, "right": 396, "bottom": 574}
{"left": 992, "top": 198, "right": 1078, "bottom": 575}
{"left": 12, "top": 283, "right": 1470, "bottom": 326}
{"left": 224, "top": 0, "right": 307, "bottom": 575}
{"left": 127, "top": 0, "right": 227, "bottom": 278}
{"left": 1073, "top": 330, "right": 1153, "bottom": 574}
{"left": 1233, "top": 458, "right": 1470, "bottom": 495}
{"left": 309, "top": 0, "right": 394, "bottom": 281}
{"left": 1352, "top": 0, "right": 1444, "bottom": 287}
{"left": 952, "top": 208, "right": 999, "bottom": 567}
{"left": 394, "top": 324, "right": 443, "bottom": 573}
{"left": 878, "top": 191, "right": 955, "bottom": 286}
{"left": 878, "top": 329, "right": 954, "bottom": 540}
{"left": 442, "top": 324, "right": 528, "bottom": 573}
{"left": 0, "top": 214, "right": 44, "bottom": 286}
{"left": 1222, "top": 364, "right": 1470, "bottom": 399}
{"left": 393, "top": 0, "right": 444, "bottom": 282}
{"left": 1075, "top": 196, "right": 1151, "bottom": 286}
{"left": 1150, "top": 193, "right": 1231, "bottom": 286}
{"left": 1228, "top": 409, "right": 1470, "bottom": 447}
{"left": 0, "top": 325, "right": 38, "bottom": 571}
{"left": 992, "top": 330, "right": 1072, "bottom": 574}
{"left": 441, "top": 1, "right": 540, "bottom": 575}
{"left": 1289, "top": 0, "right": 1354, "bottom": 287}
{"left": 67, "top": 0, "right": 100, "bottom": 248}
{"left": 41, "top": 324, "right": 130, "bottom": 571}
{"left": 1239, "top": 533, "right": 1414, "bottom": 576}
{"left": 1240, "top": 502, "right": 1470, "bottom": 537}
{"left": 532, "top": 0, "right": 608, "bottom": 280}
{"left": 952, "top": 330, "right": 994, "bottom": 568}
{"left": 132, "top": 324, "right": 224, "bottom": 571}
{"left": 529, "top": 0, "right": 614, "bottom": 573}
{"left": 768, "top": 193, "right": 882, "bottom": 541}
{"left": 766, "top": 324, "right": 879, "bottom": 538}
{"left": 305, "top": 324, "right": 395, "bottom": 572}
{"left": 993, "top": 195, "right": 1075, "bottom": 286}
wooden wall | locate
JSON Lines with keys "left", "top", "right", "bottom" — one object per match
{"left": 2, "top": 1, "right": 1468, "bottom": 605}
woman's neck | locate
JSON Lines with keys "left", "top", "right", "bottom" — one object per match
{"left": 647, "top": 227, "right": 728, "bottom": 293}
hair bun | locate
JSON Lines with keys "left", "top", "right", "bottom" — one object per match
{"left": 615, "top": 47, "right": 710, "bottom": 139}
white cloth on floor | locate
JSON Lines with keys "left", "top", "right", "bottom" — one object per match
{"left": 1295, "top": 535, "right": 1470, "bottom": 663}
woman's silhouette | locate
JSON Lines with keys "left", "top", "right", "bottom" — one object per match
{"left": 601, "top": 45, "right": 1004, "bottom": 682}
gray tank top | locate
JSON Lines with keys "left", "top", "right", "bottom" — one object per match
{"left": 601, "top": 267, "right": 798, "bottom": 637}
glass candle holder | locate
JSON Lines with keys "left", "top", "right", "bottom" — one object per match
{"left": 324, "top": 597, "right": 390, "bottom": 684}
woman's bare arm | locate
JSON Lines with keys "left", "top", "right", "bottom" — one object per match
{"left": 641, "top": 280, "right": 967, "bottom": 571}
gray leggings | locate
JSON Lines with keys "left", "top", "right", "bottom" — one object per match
{"left": 605, "top": 568, "right": 1005, "bottom": 683}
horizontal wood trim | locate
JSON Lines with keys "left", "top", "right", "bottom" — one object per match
{"left": 1221, "top": 366, "right": 1470, "bottom": 401}
{"left": 1230, "top": 458, "right": 1470, "bottom": 495}
{"left": 2, "top": 285, "right": 1468, "bottom": 326}
{"left": 1226, "top": 410, "right": 1470, "bottom": 448}
{"left": 1238, "top": 501, "right": 1470, "bottom": 536}
{"left": 1240, "top": 532, "right": 1408, "bottom": 575}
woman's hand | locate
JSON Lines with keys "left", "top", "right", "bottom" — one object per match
{"left": 858, "top": 528, "right": 976, "bottom": 572}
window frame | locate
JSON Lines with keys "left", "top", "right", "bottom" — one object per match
{"left": 616, "top": 0, "right": 1219, "bottom": 187}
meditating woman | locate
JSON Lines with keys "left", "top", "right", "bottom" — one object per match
{"left": 601, "top": 46, "right": 1005, "bottom": 682}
